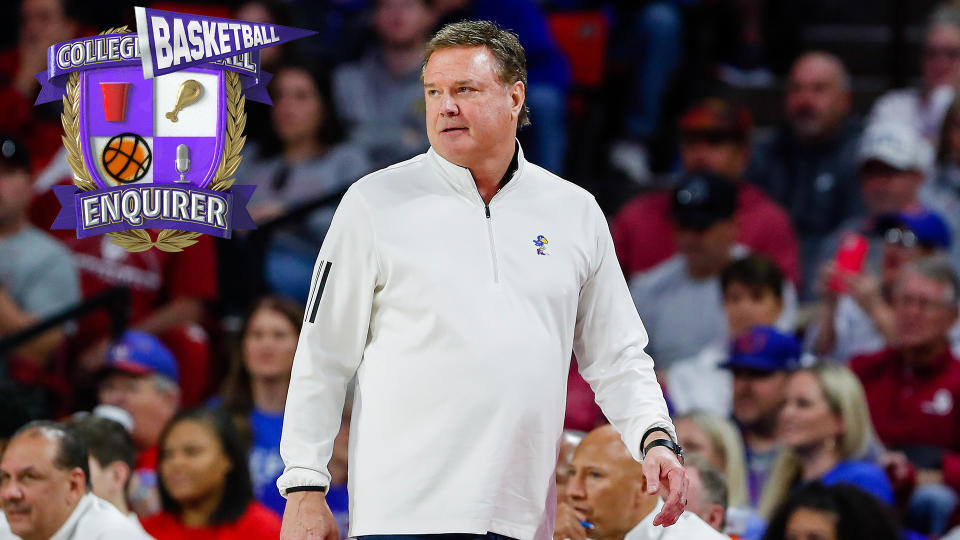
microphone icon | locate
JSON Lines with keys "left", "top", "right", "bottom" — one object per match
{"left": 175, "top": 144, "right": 190, "bottom": 183}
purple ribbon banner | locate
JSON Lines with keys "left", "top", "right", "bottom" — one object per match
{"left": 32, "top": 2, "right": 323, "bottom": 108}
{"left": 50, "top": 184, "right": 256, "bottom": 239}
{"left": 134, "top": 7, "right": 315, "bottom": 79}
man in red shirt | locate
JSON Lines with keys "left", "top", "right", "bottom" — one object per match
{"left": 851, "top": 256, "right": 960, "bottom": 534}
{"left": 610, "top": 98, "right": 800, "bottom": 285}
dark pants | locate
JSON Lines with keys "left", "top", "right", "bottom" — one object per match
{"left": 360, "top": 534, "right": 516, "bottom": 540}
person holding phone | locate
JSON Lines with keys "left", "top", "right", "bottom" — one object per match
{"left": 809, "top": 209, "right": 958, "bottom": 361}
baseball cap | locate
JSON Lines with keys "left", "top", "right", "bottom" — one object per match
{"left": 103, "top": 331, "right": 179, "bottom": 383}
{"left": 678, "top": 98, "right": 753, "bottom": 142}
{"left": 671, "top": 171, "right": 738, "bottom": 230}
{"left": 0, "top": 135, "right": 29, "bottom": 172}
{"left": 858, "top": 122, "right": 930, "bottom": 172}
{"left": 720, "top": 326, "right": 802, "bottom": 372}
{"left": 874, "top": 209, "right": 951, "bottom": 250}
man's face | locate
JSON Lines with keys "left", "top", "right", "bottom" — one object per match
{"left": 860, "top": 161, "right": 923, "bottom": 215}
{"left": 923, "top": 23, "right": 960, "bottom": 90}
{"left": 683, "top": 466, "right": 725, "bottom": 532}
{"left": 732, "top": 368, "right": 789, "bottom": 430}
{"left": 374, "top": 0, "right": 433, "bottom": 48}
{"left": 680, "top": 136, "right": 749, "bottom": 180}
{"left": 675, "top": 220, "right": 736, "bottom": 278}
{"left": 785, "top": 55, "right": 850, "bottom": 141}
{"left": 0, "top": 165, "right": 31, "bottom": 228}
{"left": 893, "top": 271, "right": 958, "bottom": 348}
{"left": 98, "top": 372, "right": 178, "bottom": 450}
{"left": 0, "top": 434, "right": 84, "bottom": 540}
{"left": 566, "top": 428, "right": 650, "bottom": 540}
{"left": 423, "top": 46, "right": 524, "bottom": 168}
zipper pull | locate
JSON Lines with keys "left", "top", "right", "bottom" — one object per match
{"left": 485, "top": 204, "right": 491, "bottom": 218}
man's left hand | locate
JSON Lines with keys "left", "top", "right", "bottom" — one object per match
{"left": 641, "top": 445, "right": 688, "bottom": 527}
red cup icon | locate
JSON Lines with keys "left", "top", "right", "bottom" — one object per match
{"left": 100, "top": 82, "right": 130, "bottom": 122}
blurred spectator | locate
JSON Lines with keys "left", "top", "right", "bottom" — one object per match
{"left": 0, "top": 386, "right": 31, "bottom": 539}
{"left": 63, "top": 228, "right": 217, "bottom": 408}
{"left": 761, "top": 482, "right": 900, "bottom": 540}
{"left": 611, "top": 98, "right": 800, "bottom": 285}
{"left": 757, "top": 364, "right": 893, "bottom": 519}
{"left": 0, "top": 0, "right": 81, "bottom": 171}
{"left": 69, "top": 414, "right": 150, "bottom": 535}
{"left": 851, "top": 257, "right": 960, "bottom": 535}
{"left": 674, "top": 411, "right": 761, "bottom": 539}
{"left": 608, "top": 1, "right": 684, "bottom": 184}
{"left": 554, "top": 424, "right": 728, "bottom": 540}
{"left": 684, "top": 454, "right": 729, "bottom": 533}
{"left": 142, "top": 408, "right": 281, "bottom": 539}
{"left": 746, "top": 52, "right": 864, "bottom": 296}
{"left": 809, "top": 209, "right": 960, "bottom": 362}
{"left": 936, "top": 93, "right": 960, "bottom": 195}
{"left": 236, "top": 61, "right": 371, "bottom": 302}
{"left": 234, "top": 0, "right": 295, "bottom": 151}
{"left": 555, "top": 429, "right": 585, "bottom": 505}
{"left": 630, "top": 173, "right": 796, "bottom": 368}
{"left": 218, "top": 296, "right": 302, "bottom": 517}
{"left": 667, "top": 255, "right": 788, "bottom": 416}
{"left": 867, "top": 5, "right": 960, "bottom": 144}
{"left": 723, "top": 326, "right": 802, "bottom": 508}
{"left": 0, "top": 135, "right": 79, "bottom": 411}
{"left": 433, "top": 0, "right": 571, "bottom": 174}
{"left": 332, "top": 0, "right": 434, "bottom": 168}
{"left": 818, "top": 122, "right": 960, "bottom": 281}
{"left": 97, "top": 331, "right": 180, "bottom": 518}
{"left": 0, "top": 420, "right": 151, "bottom": 540}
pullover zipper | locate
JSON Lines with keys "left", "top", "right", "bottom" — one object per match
{"left": 484, "top": 203, "right": 500, "bottom": 283}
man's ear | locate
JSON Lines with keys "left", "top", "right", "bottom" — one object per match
{"left": 510, "top": 81, "right": 525, "bottom": 118}
{"left": 68, "top": 467, "right": 87, "bottom": 501}
{"left": 108, "top": 461, "right": 131, "bottom": 493}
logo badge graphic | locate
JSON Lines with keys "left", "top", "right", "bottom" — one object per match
{"left": 38, "top": 10, "right": 315, "bottom": 252}
{"left": 533, "top": 234, "right": 549, "bottom": 256}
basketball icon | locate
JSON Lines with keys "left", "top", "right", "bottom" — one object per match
{"left": 101, "top": 133, "right": 152, "bottom": 184}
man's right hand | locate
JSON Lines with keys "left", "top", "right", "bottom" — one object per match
{"left": 281, "top": 491, "right": 338, "bottom": 540}
{"left": 553, "top": 502, "right": 588, "bottom": 540}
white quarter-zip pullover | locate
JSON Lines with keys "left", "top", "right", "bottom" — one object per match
{"left": 278, "top": 144, "right": 675, "bottom": 539}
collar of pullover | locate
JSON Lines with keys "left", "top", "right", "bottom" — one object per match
{"left": 427, "top": 140, "right": 526, "bottom": 201}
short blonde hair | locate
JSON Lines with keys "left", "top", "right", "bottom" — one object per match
{"left": 423, "top": 20, "right": 530, "bottom": 128}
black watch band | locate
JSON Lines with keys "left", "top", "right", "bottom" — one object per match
{"left": 639, "top": 426, "right": 673, "bottom": 451}
{"left": 286, "top": 485, "right": 328, "bottom": 495}
{"left": 643, "top": 438, "right": 684, "bottom": 464}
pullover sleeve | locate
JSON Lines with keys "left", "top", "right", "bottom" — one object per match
{"left": 277, "top": 186, "right": 380, "bottom": 495}
{"left": 573, "top": 199, "right": 676, "bottom": 462}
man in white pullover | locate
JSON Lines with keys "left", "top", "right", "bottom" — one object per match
{"left": 278, "top": 20, "right": 687, "bottom": 540}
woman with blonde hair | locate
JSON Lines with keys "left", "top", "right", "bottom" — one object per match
{"left": 757, "top": 363, "right": 892, "bottom": 519}
{"left": 674, "top": 411, "right": 749, "bottom": 508}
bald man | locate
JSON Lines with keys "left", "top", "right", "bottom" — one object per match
{"left": 555, "top": 425, "right": 727, "bottom": 540}
{"left": 747, "top": 51, "right": 864, "bottom": 296}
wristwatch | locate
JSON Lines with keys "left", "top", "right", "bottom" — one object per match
{"left": 643, "top": 438, "right": 684, "bottom": 464}
{"left": 640, "top": 426, "right": 684, "bottom": 464}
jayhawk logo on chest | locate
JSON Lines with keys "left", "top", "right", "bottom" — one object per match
{"left": 533, "top": 235, "right": 549, "bottom": 256}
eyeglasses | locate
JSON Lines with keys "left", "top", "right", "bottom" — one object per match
{"left": 884, "top": 228, "right": 919, "bottom": 248}
{"left": 892, "top": 293, "right": 953, "bottom": 311}
{"left": 923, "top": 46, "right": 960, "bottom": 61}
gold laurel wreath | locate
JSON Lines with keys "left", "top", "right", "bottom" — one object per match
{"left": 61, "top": 26, "right": 246, "bottom": 252}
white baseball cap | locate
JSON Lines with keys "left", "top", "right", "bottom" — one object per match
{"left": 858, "top": 122, "right": 932, "bottom": 172}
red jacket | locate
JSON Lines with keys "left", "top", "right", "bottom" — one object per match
{"left": 610, "top": 183, "right": 800, "bottom": 284}
{"left": 143, "top": 501, "right": 281, "bottom": 540}
{"left": 851, "top": 347, "right": 960, "bottom": 491}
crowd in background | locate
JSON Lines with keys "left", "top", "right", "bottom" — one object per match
{"left": 7, "top": 0, "right": 960, "bottom": 539}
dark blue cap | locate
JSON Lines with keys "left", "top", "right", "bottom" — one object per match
{"left": 104, "top": 331, "right": 179, "bottom": 383}
{"left": 874, "top": 209, "right": 951, "bottom": 250}
{"left": 671, "top": 171, "right": 738, "bottom": 230}
{"left": 720, "top": 326, "right": 802, "bottom": 372}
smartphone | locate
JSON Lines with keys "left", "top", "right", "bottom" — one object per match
{"left": 829, "top": 233, "right": 869, "bottom": 293}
